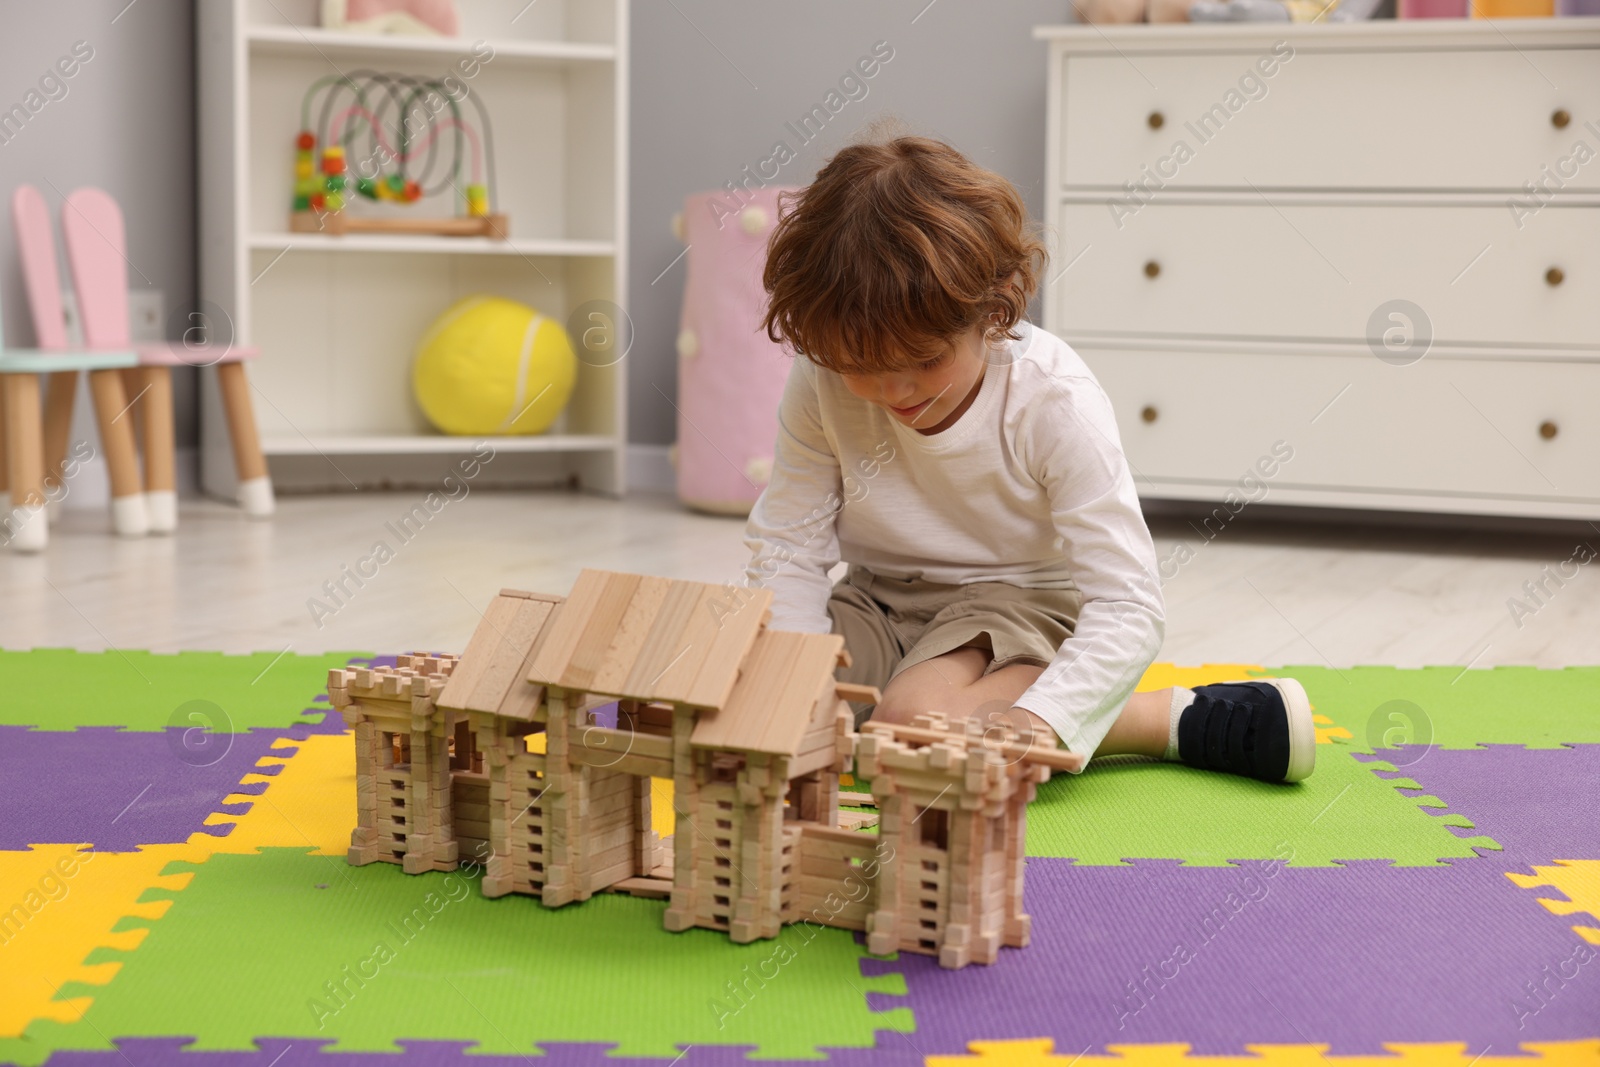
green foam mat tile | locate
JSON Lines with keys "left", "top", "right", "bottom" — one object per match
{"left": 1024, "top": 737, "right": 1495, "bottom": 866}
{"left": 4, "top": 849, "right": 911, "bottom": 1065}
{"left": 1251, "top": 666, "right": 1600, "bottom": 751}
{"left": 0, "top": 650, "right": 372, "bottom": 732}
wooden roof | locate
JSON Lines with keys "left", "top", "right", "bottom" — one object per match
{"left": 525, "top": 569, "right": 773, "bottom": 710}
{"left": 436, "top": 589, "right": 565, "bottom": 719}
{"left": 691, "top": 628, "right": 844, "bottom": 756}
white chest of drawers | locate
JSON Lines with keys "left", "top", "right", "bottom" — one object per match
{"left": 1037, "top": 18, "right": 1600, "bottom": 520}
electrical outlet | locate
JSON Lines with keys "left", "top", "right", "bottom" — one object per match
{"left": 129, "top": 289, "right": 164, "bottom": 343}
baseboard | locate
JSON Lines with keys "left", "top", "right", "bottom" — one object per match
{"left": 60, "top": 444, "right": 662, "bottom": 506}
{"left": 627, "top": 443, "right": 676, "bottom": 496}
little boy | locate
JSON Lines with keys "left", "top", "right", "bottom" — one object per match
{"left": 742, "top": 134, "right": 1314, "bottom": 784}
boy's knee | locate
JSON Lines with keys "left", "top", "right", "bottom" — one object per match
{"left": 867, "top": 693, "right": 918, "bottom": 725}
{"left": 873, "top": 678, "right": 953, "bottom": 725}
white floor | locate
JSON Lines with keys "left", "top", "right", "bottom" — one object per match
{"left": 3, "top": 490, "right": 1597, "bottom": 670}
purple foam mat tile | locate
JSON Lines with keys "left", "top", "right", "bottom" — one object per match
{"left": 26, "top": 1040, "right": 922, "bottom": 1066}
{"left": 0, "top": 725, "right": 303, "bottom": 852}
{"left": 282, "top": 709, "right": 346, "bottom": 738}
{"left": 1364, "top": 745, "right": 1600, "bottom": 863}
{"left": 344, "top": 655, "right": 400, "bottom": 669}
{"left": 860, "top": 856, "right": 1600, "bottom": 1056}
{"left": 23, "top": 1039, "right": 323, "bottom": 1067}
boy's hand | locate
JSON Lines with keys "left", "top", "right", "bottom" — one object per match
{"left": 988, "top": 705, "right": 1088, "bottom": 773}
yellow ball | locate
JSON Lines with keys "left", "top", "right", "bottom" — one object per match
{"left": 412, "top": 296, "right": 576, "bottom": 435}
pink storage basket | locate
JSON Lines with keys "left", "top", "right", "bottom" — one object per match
{"left": 674, "top": 186, "right": 800, "bottom": 516}
{"left": 1399, "top": 0, "right": 1468, "bottom": 15}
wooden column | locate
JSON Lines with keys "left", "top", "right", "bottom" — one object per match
{"left": 481, "top": 718, "right": 515, "bottom": 898}
{"left": 865, "top": 790, "right": 904, "bottom": 957}
{"left": 540, "top": 689, "right": 581, "bottom": 907}
{"left": 663, "top": 710, "right": 699, "bottom": 932}
{"left": 347, "top": 718, "right": 381, "bottom": 865}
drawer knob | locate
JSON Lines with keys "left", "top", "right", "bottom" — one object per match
{"left": 1144, "top": 260, "right": 1161, "bottom": 279}
{"left": 1546, "top": 267, "right": 1565, "bottom": 287}
{"left": 1141, "top": 405, "right": 1159, "bottom": 424}
{"left": 1539, "top": 420, "right": 1559, "bottom": 440}
{"left": 1147, "top": 111, "right": 1165, "bottom": 130}
{"left": 1552, "top": 109, "right": 1571, "bottom": 129}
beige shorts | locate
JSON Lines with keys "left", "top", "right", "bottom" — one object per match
{"left": 827, "top": 564, "right": 1082, "bottom": 725}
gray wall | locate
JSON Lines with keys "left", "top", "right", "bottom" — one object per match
{"left": 628, "top": 0, "right": 1070, "bottom": 447}
{"left": 0, "top": 0, "right": 198, "bottom": 447}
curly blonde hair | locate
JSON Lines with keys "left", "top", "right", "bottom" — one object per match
{"left": 761, "top": 134, "right": 1045, "bottom": 374}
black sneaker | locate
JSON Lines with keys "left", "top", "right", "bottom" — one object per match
{"left": 1177, "top": 678, "right": 1315, "bottom": 783}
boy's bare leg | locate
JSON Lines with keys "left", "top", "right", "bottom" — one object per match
{"left": 872, "top": 644, "right": 1171, "bottom": 759}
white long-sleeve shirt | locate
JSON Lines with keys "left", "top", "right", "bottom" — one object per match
{"left": 741, "top": 321, "right": 1165, "bottom": 760}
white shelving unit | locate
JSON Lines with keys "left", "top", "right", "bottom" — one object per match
{"left": 197, "top": 0, "right": 628, "bottom": 496}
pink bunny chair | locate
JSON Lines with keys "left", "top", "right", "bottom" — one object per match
{"left": 8, "top": 185, "right": 143, "bottom": 549}
{"left": 52, "top": 187, "right": 273, "bottom": 528}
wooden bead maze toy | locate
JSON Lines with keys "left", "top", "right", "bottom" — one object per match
{"left": 289, "top": 71, "right": 508, "bottom": 239}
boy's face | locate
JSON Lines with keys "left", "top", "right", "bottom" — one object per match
{"left": 836, "top": 325, "right": 988, "bottom": 436}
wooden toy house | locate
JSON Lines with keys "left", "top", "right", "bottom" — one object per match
{"left": 335, "top": 568, "right": 1076, "bottom": 968}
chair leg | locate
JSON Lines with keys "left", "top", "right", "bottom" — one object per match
{"left": 43, "top": 369, "right": 78, "bottom": 503}
{"left": 138, "top": 366, "right": 177, "bottom": 534}
{"left": 217, "top": 360, "right": 273, "bottom": 516}
{"left": 119, "top": 367, "right": 146, "bottom": 452}
{"left": 87, "top": 368, "right": 148, "bottom": 537}
{"left": 3, "top": 373, "right": 49, "bottom": 552}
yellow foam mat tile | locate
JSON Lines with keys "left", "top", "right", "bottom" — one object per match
{"left": 0, "top": 843, "right": 194, "bottom": 1037}
{"left": 202, "top": 732, "right": 357, "bottom": 857}
{"left": 651, "top": 775, "right": 675, "bottom": 837}
{"left": 928, "top": 1040, "right": 1600, "bottom": 1066}
{"left": 1507, "top": 861, "right": 1600, "bottom": 947}
{"left": 526, "top": 714, "right": 676, "bottom": 836}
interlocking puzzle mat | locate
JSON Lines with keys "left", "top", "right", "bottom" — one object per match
{"left": 0, "top": 656, "right": 1595, "bottom": 1066}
